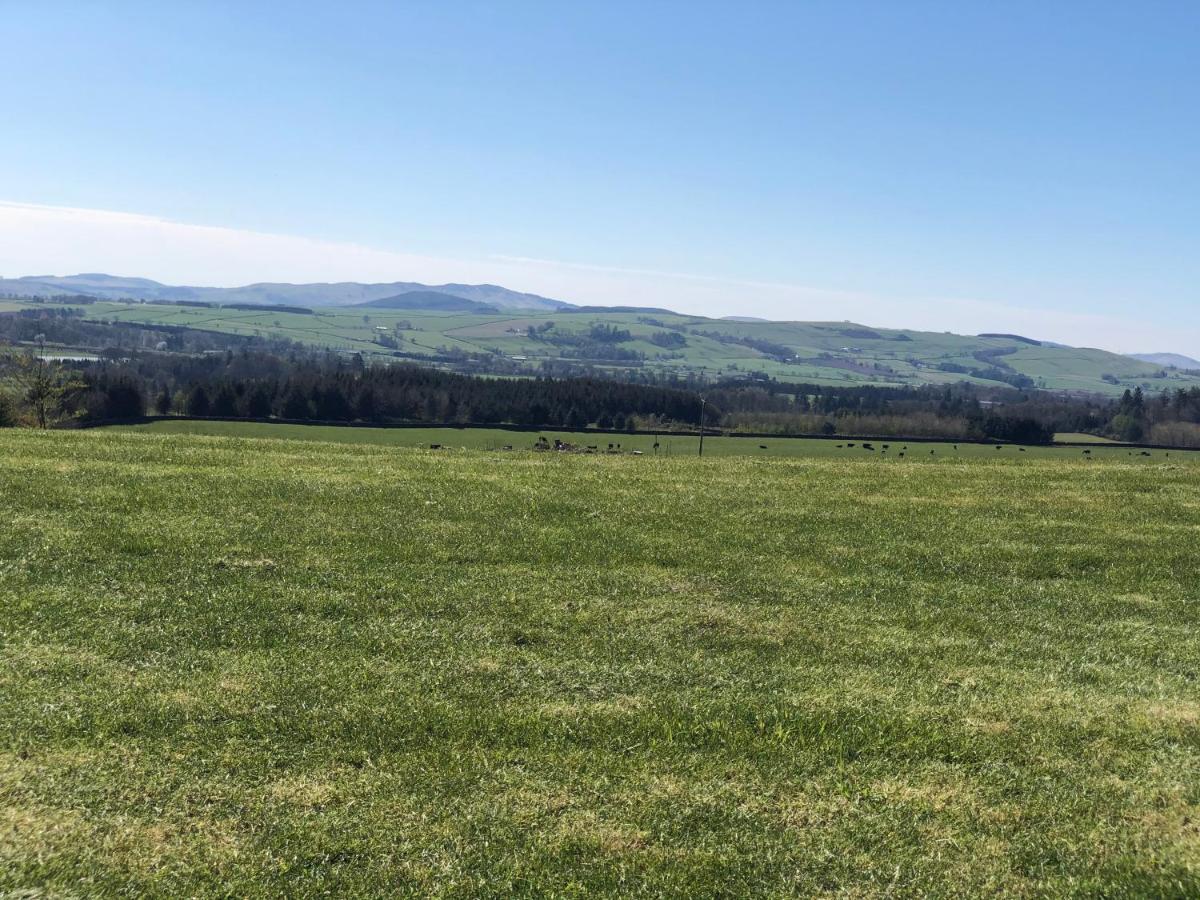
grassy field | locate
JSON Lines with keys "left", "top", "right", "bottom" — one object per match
{"left": 1055, "top": 432, "right": 1119, "bottom": 444}
{"left": 14, "top": 297, "right": 1199, "bottom": 394}
{"left": 3, "top": 429, "right": 1200, "bottom": 895}
{"left": 107, "top": 417, "right": 1197, "bottom": 464}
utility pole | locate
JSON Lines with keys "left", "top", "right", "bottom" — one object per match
{"left": 698, "top": 395, "right": 706, "bottom": 457}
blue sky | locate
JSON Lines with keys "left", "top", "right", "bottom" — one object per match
{"left": 2, "top": 1, "right": 1198, "bottom": 353}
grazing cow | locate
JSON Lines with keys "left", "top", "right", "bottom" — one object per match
{"left": 759, "top": 444, "right": 768, "bottom": 450}
{"left": 847, "top": 443, "right": 856, "bottom": 448}
{"left": 898, "top": 452, "right": 905, "bottom": 458}
{"left": 430, "top": 443, "right": 442, "bottom": 450}
{"left": 1019, "top": 448, "right": 1026, "bottom": 452}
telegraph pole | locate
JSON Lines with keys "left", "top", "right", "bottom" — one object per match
{"left": 698, "top": 395, "right": 706, "bottom": 457}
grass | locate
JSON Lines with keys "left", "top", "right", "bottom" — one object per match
{"left": 109, "top": 417, "right": 1198, "bottom": 463}
{"left": 3, "top": 428, "right": 1200, "bottom": 895}
{"left": 1056, "top": 431, "right": 1119, "bottom": 444}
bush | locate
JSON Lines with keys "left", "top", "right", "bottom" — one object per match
{"left": 1110, "top": 414, "right": 1144, "bottom": 443}
{"left": 0, "top": 392, "right": 14, "bottom": 427}
{"left": 983, "top": 415, "right": 1054, "bottom": 445}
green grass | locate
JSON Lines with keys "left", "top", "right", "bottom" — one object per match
{"left": 109, "top": 417, "right": 1198, "bottom": 463}
{"left": 3, "top": 428, "right": 1200, "bottom": 895}
{"left": 1055, "top": 432, "right": 1119, "bottom": 444}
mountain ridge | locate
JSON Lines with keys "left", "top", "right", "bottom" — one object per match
{"left": 0, "top": 273, "right": 574, "bottom": 312}
{"left": 1128, "top": 352, "right": 1200, "bottom": 370}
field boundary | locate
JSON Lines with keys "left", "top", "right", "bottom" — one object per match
{"left": 67, "top": 414, "right": 1195, "bottom": 451}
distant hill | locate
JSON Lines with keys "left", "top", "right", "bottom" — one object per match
{"left": 978, "top": 333, "right": 1042, "bottom": 346}
{"left": 5, "top": 274, "right": 1200, "bottom": 396}
{"left": 0, "top": 273, "right": 573, "bottom": 311}
{"left": 1128, "top": 352, "right": 1200, "bottom": 370}
{"left": 359, "top": 291, "right": 498, "bottom": 313}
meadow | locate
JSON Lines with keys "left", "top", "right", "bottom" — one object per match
{"left": 2, "top": 428, "right": 1199, "bottom": 896}
{"left": 108, "top": 417, "right": 1194, "bottom": 464}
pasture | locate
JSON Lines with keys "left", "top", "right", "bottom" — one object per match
{"left": 10, "top": 296, "right": 1198, "bottom": 394}
{"left": 2, "top": 428, "right": 1199, "bottom": 895}
{"left": 106, "top": 418, "right": 1195, "bottom": 464}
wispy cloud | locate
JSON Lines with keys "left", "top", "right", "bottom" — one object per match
{"left": 0, "top": 200, "right": 1193, "bottom": 355}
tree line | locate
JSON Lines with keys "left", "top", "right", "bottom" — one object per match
{"left": 3, "top": 333, "right": 1200, "bottom": 446}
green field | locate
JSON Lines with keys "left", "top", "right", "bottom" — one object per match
{"left": 1055, "top": 432, "right": 1119, "bottom": 444}
{"left": 108, "top": 418, "right": 1195, "bottom": 464}
{"left": 3, "top": 428, "right": 1199, "bottom": 895}
{"left": 16, "top": 297, "right": 1200, "bottom": 395}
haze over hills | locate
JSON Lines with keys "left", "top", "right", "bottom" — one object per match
{"left": 1128, "top": 352, "right": 1200, "bottom": 370}
{"left": 358, "top": 291, "right": 499, "bottom": 313}
{"left": 0, "top": 273, "right": 573, "bottom": 312}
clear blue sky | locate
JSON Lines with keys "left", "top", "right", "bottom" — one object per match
{"left": 2, "top": 1, "right": 1198, "bottom": 352}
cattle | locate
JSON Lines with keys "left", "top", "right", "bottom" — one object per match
{"left": 429, "top": 443, "right": 442, "bottom": 450}
{"left": 898, "top": 452, "right": 905, "bottom": 458}
{"left": 759, "top": 444, "right": 768, "bottom": 450}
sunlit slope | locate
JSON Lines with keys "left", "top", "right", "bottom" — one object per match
{"left": 16, "top": 298, "right": 1199, "bottom": 394}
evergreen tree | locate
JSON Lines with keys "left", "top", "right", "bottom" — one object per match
{"left": 186, "top": 385, "right": 211, "bottom": 416}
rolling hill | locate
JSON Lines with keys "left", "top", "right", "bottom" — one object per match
{"left": 1128, "top": 352, "right": 1200, "bottom": 370}
{"left": 0, "top": 273, "right": 572, "bottom": 311}
{"left": 358, "top": 291, "right": 499, "bottom": 313}
{"left": 4, "top": 275, "right": 1200, "bottom": 395}
{"left": 6, "top": 293, "right": 1200, "bottom": 396}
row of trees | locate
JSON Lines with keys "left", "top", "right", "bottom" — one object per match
{"left": 4, "top": 333, "right": 1200, "bottom": 446}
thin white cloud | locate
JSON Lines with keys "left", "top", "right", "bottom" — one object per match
{"left": 0, "top": 200, "right": 1193, "bottom": 355}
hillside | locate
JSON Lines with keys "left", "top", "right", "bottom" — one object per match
{"left": 0, "top": 273, "right": 572, "bottom": 311}
{"left": 10, "top": 295, "right": 1199, "bottom": 396}
{"left": 358, "top": 290, "right": 498, "bottom": 313}
{"left": 3, "top": 429, "right": 1199, "bottom": 894}
{"left": 1129, "top": 352, "right": 1200, "bottom": 370}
